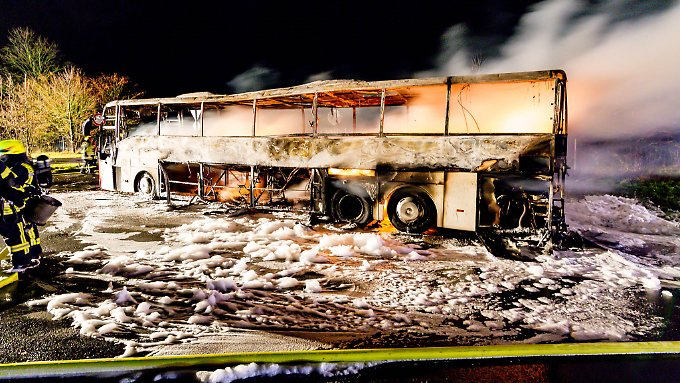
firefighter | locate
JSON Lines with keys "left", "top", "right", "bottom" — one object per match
{"left": 81, "top": 115, "right": 94, "bottom": 137}
{"left": 0, "top": 139, "right": 42, "bottom": 272}
{"left": 80, "top": 135, "right": 96, "bottom": 174}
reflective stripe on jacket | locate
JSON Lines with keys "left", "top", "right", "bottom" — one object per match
{"left": 0, "top": 162, "right": 35, "bottom": 214}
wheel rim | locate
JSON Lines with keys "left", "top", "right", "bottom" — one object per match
{"left": 387, "top": 187, "right": 436, "bottom": 233}
{"left": 396, "top": 197, "right": 421, "bottom": 223}
{"left": 138, "top": 175, "right": 154, "bottom": 195}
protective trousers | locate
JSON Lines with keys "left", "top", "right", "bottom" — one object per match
{"left": 0, "top": 206, "right": 41, "bottom": 268}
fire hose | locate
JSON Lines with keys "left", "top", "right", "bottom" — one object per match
{"left": 0, "top": 246, "right": 18, "bottom": 289}
{"left": 1, "top": 341, "right": 680, "bottom": 378}
{"left": 0, "top": 271, "right": 17, "bottom": 289}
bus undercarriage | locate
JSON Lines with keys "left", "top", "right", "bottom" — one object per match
{"left": 149, "top": 154, "right": 566, "bottom": 258}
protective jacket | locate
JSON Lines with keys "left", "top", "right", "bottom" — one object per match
{"left": 0, "top": 159, "right": 42, "bottom": 267}
{"left": 81, "top": 139, "right": 95, "bottom": 159}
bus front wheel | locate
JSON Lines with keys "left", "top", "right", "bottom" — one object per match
{"left": 136, "top": 172, "right": 156, "bottom": 198}
{"left": 387, "top": 187, "right": 436, "bottom": 233}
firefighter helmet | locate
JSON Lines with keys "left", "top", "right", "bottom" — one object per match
{"left": 0, "top": 139, "right": 26, "bottom": 155}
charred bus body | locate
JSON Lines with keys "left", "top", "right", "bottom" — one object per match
{"left": 98, "top": 70, "right": 568, "bottom": 246}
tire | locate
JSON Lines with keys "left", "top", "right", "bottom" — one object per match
{"left": 136, "top": 172, "right": 156, "bottom": 198}
{"left": 331, "top": 189, "right": 373, "bottom": 227}
{"left": 387, "top": 187, "right": 436, "bottom": 233}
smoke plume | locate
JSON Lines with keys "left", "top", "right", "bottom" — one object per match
{"left": 227, "top": 66, "right": 281, "bottom": 93}
{"left": 434, "top": 0, "right": 680, "bottom": 139}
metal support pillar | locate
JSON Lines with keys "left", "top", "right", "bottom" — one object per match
{"left": 249, "top": 165, "right": 256, "bottom": 208}
{"left": 198, "top": 163, "right": 205, "bottom": 199}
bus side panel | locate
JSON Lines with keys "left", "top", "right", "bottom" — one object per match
{"left": 442, "top": 172, "right": 478, "bottom": 231}
{"left": 98, "top": 159, "right": 116, "bottom": 191}
{"left": 118, "top": 159, "right": 135, "bottom": 193}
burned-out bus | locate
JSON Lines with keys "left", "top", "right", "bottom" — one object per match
{"left": 97, "top": 70, "right": 568, "bottom": 241}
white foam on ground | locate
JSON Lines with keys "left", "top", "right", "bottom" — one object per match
{"left": 196, "top": 362, "right": 379, "bottom": 383}
{"left": 25, "top": 191, "right": 680, "bottom": 356}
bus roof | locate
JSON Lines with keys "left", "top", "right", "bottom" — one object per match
{"left": 105, "top": 70, "right": 566, "bottom": 109}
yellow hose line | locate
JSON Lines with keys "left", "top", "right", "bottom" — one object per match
{"left": 0, "top": 272, "right": 18, "bottom": 290}
{"left": 2, "top": 341, "right": 680, "bottom": 378}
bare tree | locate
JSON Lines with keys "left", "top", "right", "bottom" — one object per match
{"left": 0, "top": 28, "right": 141, "bottom": 151}
{"left": 36, "top": 67, "right": 95, "bottom": 151}
{"left": 0, "top": 75, "right": 47, "bottom": 149}
{"left": 0, "top": 27, "right": 62, "bottom": 81}
{"left": 89, "top": 73, "right": 143, "bottom": 111}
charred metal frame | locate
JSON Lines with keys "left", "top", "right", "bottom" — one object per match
{"left": 551, "top": 77, "right": 569, "bottom": 235}
{"left": 160, "top": 161, "right": 311, "bottom": 210}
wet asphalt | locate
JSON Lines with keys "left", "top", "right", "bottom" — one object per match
{"left": 0, "top": 239, "right": 125, "bottom": 363}
{"left": 2, "top": 170, "right": 680, "bottom": 382}
{"left": 0, "top": 171, "right": 124, "bottom": 363}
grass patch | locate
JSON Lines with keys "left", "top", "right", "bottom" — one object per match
{"left": 620, "top": 176, "right": 680, "bottom": 219}
{"left": 30, "top": 151, "right": 84, "bottom": 173}
{"left": 32, "top": 151, "right": 80, "bottom": 160}
{"left": 51, "top": 163, "right": 82, "bottom": 174}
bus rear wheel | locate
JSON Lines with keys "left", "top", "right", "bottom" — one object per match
{"left": 136, "top": 172, "right": 156, "bottom": 198}
{"left": 331, "top": 190, "right": 373, "bottom": 227}
{"left": 387, "top": 187, "right": 436, "bottom": 233}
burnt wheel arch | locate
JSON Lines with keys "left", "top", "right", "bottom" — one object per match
{"left": 330, "top": 188, "right": 373, "bottom": 227}
{"left": 135, "top": 171, "right": 157, "bottom": 198}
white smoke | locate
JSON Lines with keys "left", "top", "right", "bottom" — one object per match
{"left": 305, "top": 71, "right": 334, "bottom": 83}
{"left": 227, "top": 66, "right": 281, "bottom": 93}
{"left": 435, "top": 0, "right": 680, "bottom": 139}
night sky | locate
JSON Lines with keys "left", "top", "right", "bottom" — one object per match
{"left": 3, "top": 0, "right": 679, "bottom": 140}
{"left": 0, "top": 0, "right": 540, "bottom": 97}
